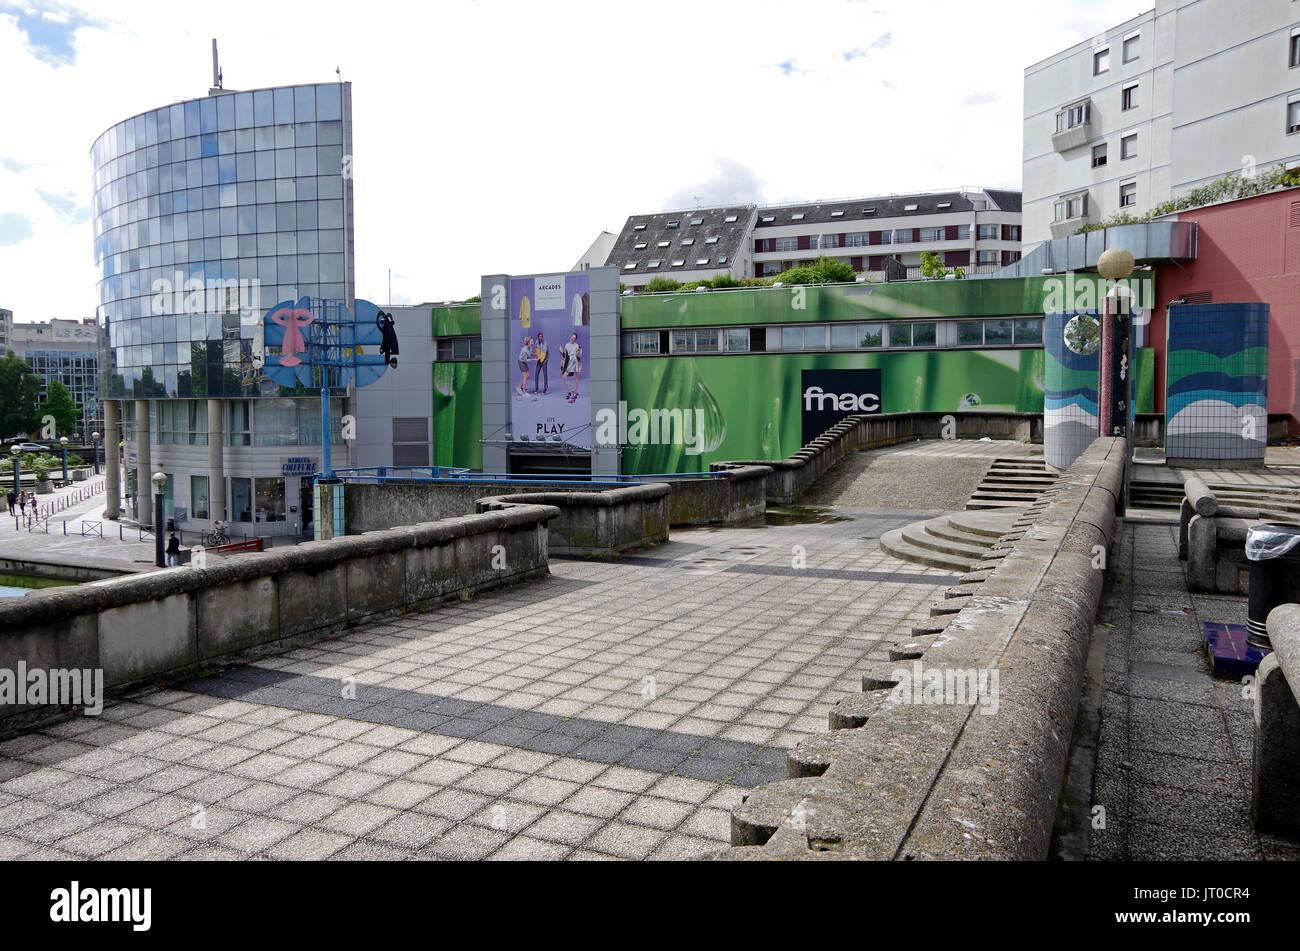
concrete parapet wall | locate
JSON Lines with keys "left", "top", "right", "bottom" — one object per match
{"left": 1254, "top": 604, "right": 1300, "bottom": 837}
{"left": 718, "top": 436, "right": 1126, "bottom": 861}
{"left": 476, "top": 484, "right": 669, "bottom": 557}
{"left": 0, "top": 504, "right": 556, "bottom": 730}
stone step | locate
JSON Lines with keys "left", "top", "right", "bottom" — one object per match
{"left": 900, "top": 522, "right": 989, "bottom": 560}
{"left": 948, "top": 508, "right": 1026, "bottom": 537}
{"left": 879, "top": 528, "right": 976, "bottom": 573}
{"left": 966, "top": 500, "right": 1031, "bottom": 511}
{"left": 923, "top": 517, "right": 1000, "bottom": 548}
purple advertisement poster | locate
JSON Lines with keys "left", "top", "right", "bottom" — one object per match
{"left": 510, "top": 272, "right": 591, "bottom": 447}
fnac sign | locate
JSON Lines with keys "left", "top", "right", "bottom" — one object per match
{"left": 800, "top": 368, "right": 882, "bottom": 444}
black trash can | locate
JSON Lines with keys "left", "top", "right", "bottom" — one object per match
{"left": 1245, "top": 522, "right": 1300, "bottom": 651}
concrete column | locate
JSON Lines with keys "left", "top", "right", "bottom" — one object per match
{"left": 207, "top": 398, "right": 226, "bottom": 521}
{"left": 103, "top": 400, "right": 121, "bottom": 519}
{"left": 135, "top": 398, "right": 151, "bottom": 528}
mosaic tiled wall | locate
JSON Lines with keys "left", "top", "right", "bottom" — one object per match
{"left": 1044, "top": 310, "right": 1100, "bottom": 471}
{"left": 1165, "top": 302, "right": 1268, "bottom": 465}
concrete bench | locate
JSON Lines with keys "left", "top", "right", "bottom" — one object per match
{"left": 1254, "top": 603, "right": 1300, "bottom": 838}
{"left": 1179, "top": 475, "right": 1287, "bottom": 594}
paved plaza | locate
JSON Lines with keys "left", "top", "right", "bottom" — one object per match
{"left": 0, "top": 453, "right": 966, "bottom": 859}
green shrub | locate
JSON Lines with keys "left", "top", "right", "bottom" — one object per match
{"left": 644, "top": 277, "right": 682, "bottom": 293}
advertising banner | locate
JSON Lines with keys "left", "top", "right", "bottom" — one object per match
{"left": 510, "top": 273, "right": 591, "bottom": 447}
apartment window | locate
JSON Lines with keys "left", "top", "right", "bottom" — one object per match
{"left": 436, "top": 336, "right": 482, "bottom": 361}
{"left": 978, "top": 251, "right": 999, "bottom": 265}
{"left": 1120, "top": 180, "right": 1137, "bottom": 207}
{"left": 628, "top": 330, "right": 659, "bottom": 355}
{"left": 1054, "top": 193, "right": 1087, "bottom": 221}
{"left": 690, "top": 217, "right": 703, "bottom": 226}
{"left": 977, "top": 224, "right": 998, "bottom": 240}
{"left": 937, "top": 201, "right": 951, "bottom": 209}
{"left": 1007, "top": 226, "right": 1021, "bottom": 241}
{"left": 671, "top": 259, "right": 685, "bottom": 267}
{"left": 724, "top": 215, "right": 738, "bottom": 222}
{"left": 761, "top": 215, "right": 775, "bottom": 223}
{"left": 672, "top": 328, "right": 719, "bottom": 353}
{"left": 830, "top": 323, "right": 883, "bottom": 349}
{"left": 890, "top": 323, "right": 936, "bottom": 348}
{"left": 984, "top": 320, "right": 1013, "bottom": 345}
{"left": 190, "top": 475, "right": 210, "bottom": 520}
{"left": 781, "top": 325, "right": 827, "bottom": 350}
{"left": 623, "top": 262, "right": 636, "bottom": 270}
{"left": 1092, "top": 143, "right": 1108, "bottom": 168}
{"left": 695, "top": 258, "right": 709, "bottom": 265}
{"left": 254, "top": 477, "right": 286, "bottom": 523}
{"left": 1121, "top": 133, "right": 1138, "bottom": 159}
{"left": 1014, "top": 318, "right": 1044, "bottom": 345}
{"left": 1123, "top": 33, "right": 1140, "bottom": 63}
{"left": 633, "top": 223, "right": 646, "bottom": 230}
{"left": 1122, "top": 83, "right": 1138, "bottom": 111}
{"left": 705, "top": 236, "right": 718, "bottom": 244}
{"left": 879, "top": 231, "right": 892, "bottom": 245}
{"left": 903, "top": 203, "right": 918, "bottom": 211}
{"left": 1056, "top": 100, "right": 1090, "bottom": 132}
{"left": 634, "top": 242, "right": 647, "bottom": 250}
{"left": 1289, "top": 94, "right": 1300, "bottom": 134}
{"left": 667, "top": 221, "right": 679, "bottom": 229}
{"left": 648, "top": 260, "right": 661, "bottom": 268}
{"left": 863, "top": 207, "right": 876, "bottom": 215}
{"left": 681, "top": 238, "right": 695, "bottom": 246}
{"left": 657, "top": 240, "right": 670, "bottom": 247}
{"left": 1093, "top": 47, "right": 1109, "bottom": 75}
{"left": 775, "top": 237, "right": 797, "bottom": 252}
{"left": 919, "top": 227, "right": 943, "bottom": 242}
{"left": 831, "top": 210, "right": 844, "bottom": 217}
{"left": 822, "top": 234, "right": 841, "bottom": 248}
{"left": 844, "top": 232, "right": 866, "bottom": 248}
{"left": 791, "top": 212, "right": 805, "bottom": 220}
{"left": 724, "top": 328, "right": 750, "bottom": 352}
{"left": 956, "top": 321, "right": 985, "bottom": 346}
{"left": 1291, "top": 29, "right": 1300, "bottom": 68}
{"left": 957, "top": 224, "right": 971, "bottom": 240}
{"left": 718, "top": 256, "right": 728, "bottom": 265}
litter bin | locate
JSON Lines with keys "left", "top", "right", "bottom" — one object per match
{"left": 1245, "top": 522, "right": 1300, "bottom": 651}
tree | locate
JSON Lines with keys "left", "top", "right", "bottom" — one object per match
{"left": 919, "top": 251, "right": 950, "bottom": 280}
{"left": 0, "top": 350, "right": 42, "bottom": 438}
{"left": 38, "top": 380, "right": 79, "bottom": 438}
{"left": 774, "top": 256, "right": 858, "bottom": 285}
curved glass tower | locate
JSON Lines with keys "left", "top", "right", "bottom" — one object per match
{"left": 92, "top": 81, "right": 354, "bottom": 537}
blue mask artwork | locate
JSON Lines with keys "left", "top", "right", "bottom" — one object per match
{"left": 262, "top": 297, "right": 397, "bottom": 388}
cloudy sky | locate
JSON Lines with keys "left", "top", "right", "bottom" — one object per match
{"left": 0, "top": 0, "right": 1149, "bottom": 320}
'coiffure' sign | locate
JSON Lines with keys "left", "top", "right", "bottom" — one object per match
{"left": 801, "top": 368, "right": 881, "bottom": 444}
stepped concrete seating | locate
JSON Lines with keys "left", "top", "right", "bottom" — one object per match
{"left": 1179, "top": 475, "right": 1280, "bottom": 594}
{"left": 881, "top": 508, "right": 1025, "bottom": 572}
{"left": 966, "top": 458, "right": 1058, "bottom": 510}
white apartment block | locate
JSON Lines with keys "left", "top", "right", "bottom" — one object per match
{"left": 606, "top": 188, "right": 1022, "bottom": 290}
{"left": 1024, "top": 0, "right": 1300, "bottom": 249}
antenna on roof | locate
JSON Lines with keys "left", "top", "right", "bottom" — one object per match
{"left": 211, "top": 39, "right": 223, "bottom": 90}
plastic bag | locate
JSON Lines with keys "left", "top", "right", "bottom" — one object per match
{"left": 1245, "top": 523, "right": 1300, "bottom": 561}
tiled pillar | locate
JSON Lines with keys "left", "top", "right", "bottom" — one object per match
{"left": 1044, "top": 311, "right": 1100, "bottom": 472}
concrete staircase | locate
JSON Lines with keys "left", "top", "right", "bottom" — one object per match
{"left": 880, "top": 508, "right": 1026, "bottom": 572}
{"left": 966, "top": 457, "right": 1058, "bottom": 510}
{"left": 1129, "top": 476, "right": 1300, "bottom": 514}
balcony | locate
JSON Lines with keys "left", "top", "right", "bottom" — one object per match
{"left": 1051, "top": 99, "right": 1093, "bottom": 153}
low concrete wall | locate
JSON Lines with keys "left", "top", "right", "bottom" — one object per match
{"left": 715, "top": 411, "right": 1042, "bottom": 504}
{"left": 345, "top": 468, "right": 767, "bottom": 533}
{"left": 0, "top": 557, "right": 126, "bottom": 583}
{"left": 0, "top": 504, "right": 557, "bottom": 730}
{"left": 1254, "top": 603, "right": 1300, "bottom": 837}
{"left": 719, "top": 437, "right": 1127, "bottom": 861}
{"left": 476, "top": 484, "right": 669, "bottom": 557}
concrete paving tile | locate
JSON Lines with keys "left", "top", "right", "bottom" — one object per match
{"left": 265, "top": 827, "right": 353, "bottom": 860}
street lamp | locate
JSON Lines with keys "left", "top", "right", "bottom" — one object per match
{"left": 92, "top": 432, "right": 101, "bottom": 475}
{"left": 151, "top": 471, "right": 168, "bottom": 568}
{"left": 59, "top": 436, "right": 69, "bottom": 485}
{"left": 9, "top": 444, "right": 19, "bottom": 497}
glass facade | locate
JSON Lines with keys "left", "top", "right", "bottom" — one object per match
{"left": 92, "top": 83, "right": 353, "bottom": 400}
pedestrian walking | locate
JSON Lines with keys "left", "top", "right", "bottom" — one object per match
{"left": 166, "top": 532, "right": 181, "bottom": 567}
{"left": 5, "top": 490, "right": 14, "bottom": 515}
{"left": 18, "top": 493, "right": 27, "bottom": 517}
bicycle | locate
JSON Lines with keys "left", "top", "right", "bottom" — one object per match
{"left": 202, "top": 528, "right": 230, "bottom": 547}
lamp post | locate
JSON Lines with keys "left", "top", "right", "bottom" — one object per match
{"left": 151, "top": 471, "right": 168, "bottom": 568}
{"left": 59, "top": 436, "right": 69, "bottom": 485}
{"left": 92, "top": 432, "right": 101, "bottom": 475}
{"left": 9, "top": 444, "right": 19, "bottom": 496}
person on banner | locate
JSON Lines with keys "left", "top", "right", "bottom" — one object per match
{"left": 534, "top": 332, "right": 549, "bottom": 395}
{"left": 516, "top": 336, "right": 533, "bottom": 400}
{"left": 563, "top": 333, "right": 582, "bottom": 403}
